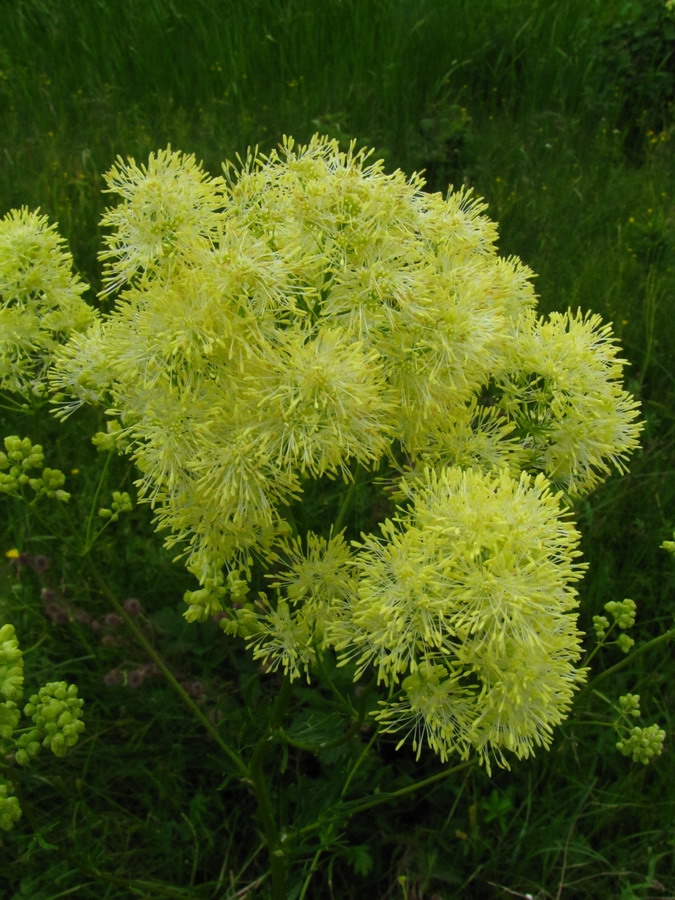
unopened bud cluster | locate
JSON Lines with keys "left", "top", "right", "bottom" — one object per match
{"left": 613, "top": 693, "right": 665, "bottom": 765}
{"left": 16, "top": 682, "right": 85, "bottom": 762}
{"left": 0, "top": 623, "right": 84, "bottom": 830}
{"left": 0, "top": 435, "right": 70, "bottom": 502}
{"left": 617, "top": 722, "right": 666, "bottom": 764}
{"left": 98, "top": 490, "right": 133, "bottom": 521}
{"left": 593, "top": 598, "right": 637, "bottom": 653}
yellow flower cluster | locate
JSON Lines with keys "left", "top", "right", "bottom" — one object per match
{"left": 39, "top": 135, "right": 643, "bottom": 767}
{"left": 49, "top": 137, "right": 639, "bottom": 587}
{"left": 246, "top": 468, "right": 587, "bottom": 769}
{"left": 333, "top": 467, "right": 587, "bottom": 770}
{"left": 496, "top": 309, "right": 642, "bottom": 497}
{"left": 0, "top": 208, "right": 95, "bottom": 396}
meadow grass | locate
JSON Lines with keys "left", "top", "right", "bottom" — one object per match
{"left": 1, "top": 1, "right": 674, "bottom": 898}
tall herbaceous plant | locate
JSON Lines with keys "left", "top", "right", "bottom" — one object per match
{"left": 2, "top": 136, "right": 643, "bottom": 793}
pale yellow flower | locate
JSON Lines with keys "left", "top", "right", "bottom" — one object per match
{"left": 0, "top": 208, "right": 94, "bottom": 394}
{"left": 99, "top": 147, "right": 226, "bottom": 293}
{"left": 47, "top": 135, "right": 640, "bottom": 689}
{"left": 496, "top": 309, "right": 643, "bottom": 497}
{"left": 331, "top": 466, "right": 586, "bottom": 769}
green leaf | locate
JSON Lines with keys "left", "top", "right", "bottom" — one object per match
{"left": 341, "top": 843, "right": 374, "bottom": 877}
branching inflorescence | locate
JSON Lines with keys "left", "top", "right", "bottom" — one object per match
{"left": 3, "top": 135, "right": 643, "bottom": 770}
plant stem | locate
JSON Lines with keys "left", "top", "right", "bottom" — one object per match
{"left": 83, "top": 558, "right": 248, "bottom": 778}
{"left": 342, "top": 759, "right": 473, "bottom": 818}
{"left": 247, "top": 676, "right": 293, "bottom": 899}
{"left": 293, "top": 755, "right": 473, "bottom": 840}
{"left": 85, "top": 558, "right": 298, "bottom": 896}
{"left": 81, "top": 448, "right": 113, "bottom": 553}
{"left": 580, "top": 626, "right": 675, "bottom": 695}
{"left": 332, "top": 463, "right": 362, "bottom": 535}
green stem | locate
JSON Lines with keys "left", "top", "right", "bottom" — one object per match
{"left": 0, "top": 392, "right": 31, "bottom": 413}
{"left": 580, "top": 623, "right": 617, "bottom": 670}
{"left": 580, "top": 626, "right": 675, "bottom": 695}
{"left": 81, "top": 449, "right": 113, "bottom": 553}
{"left": 299, "top": 843, "right": 330, "bottom": 900}
{"left": 332, "top": 464, "right": 362, "bottom": 535}
{"left": 313, "top": 650, "right": 357, "bottom": 716}
{"left": 567, "top": 719, "right": 616, "bottom": 728}
{"left": 277, "top": 717, "right": 361, "bottom": 753}
{"left": 342, "top": 759, "right": 472, "bottom": 818}
{"left": 341, "top": 719, "right": 382, "bottom": 800}
{"left": 247, "top": 676, "right": 293, "bottom": 900}
{"left": 85, "top": 558, "right": 297, "bottom": 896}
{"left": 83, "top": 559, "right": 248, "bottom": 778}
{"left": 293, "top": 756, "right": 473, "bottom": 841}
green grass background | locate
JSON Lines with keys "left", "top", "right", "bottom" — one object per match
{"left": 1, "top": 1, "right": 674, "bottom": 898}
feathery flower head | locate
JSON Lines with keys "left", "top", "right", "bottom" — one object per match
{"left": 374, "top": 662, "right": 477, "bottom": 763}
{"left": 0, "top": 207, "right": 94, "bottom": 394}
{"left": 269, "top": 529, "right": 354, "bottom": 597}
{"left": 497, "top": 309, "right": 643, "bottom": 498}
{"left": 99, "top": 147, "right": 226, "bottom": 293}
{"left": 266, "top": 529, "right": 357, "bottom": 643}
{"left": 332, "top": 465, "right": 586, "bottom": 769}
{"left": 239, "top": 326, "right": 395, "bottom": 477}
{"left": 0, "top": 208, "right": 86, "bottom": 306}
{"left": 247, "top": 595, "right": 316, "bottom": 682}
{"left": 46, "top": 136, "right": 640, "bottom": 655}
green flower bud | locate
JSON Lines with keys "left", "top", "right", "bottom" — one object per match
{"left": 92, "top": 431, "right": 115, "bottom": 451}
{"left": 14, "top": 730, "right": 41, "bottom": 766}
{"left": 98, "top": 490, "right": 132, "bottom": 522}
{"left": 226, "top": 569, "right": 249, "bottom": 603}
{"left": 617, "top": 724, "right": 666, "bottom": 765}
{"left": 0, "top": 700, "right": 20, "bottom": 747}
{"left": 618, "top": 693, "right": 641, "bottom": 717}
{"left": 0, "top": 473, "right": 17, "bottom": 492}
{"left": 616, "top": 633, "right": 635, "bottom": 654}
{"left": 605, "top": 598, "right": 637, "bottom": 630}
{"left": 3, "top": 436, "right": 43, "bottom": 472}
{"left": 0, "top": 779, "right": 21, "bottom": 831}
{"left": 661, "top": 534, "right": 675, "bottom": 556}
{"left": 235, "top": 605, "right": 261, "bottom": 638}
{"left": 111, "top": 490, "right": 132, "bottom": 513}
{"left": 91, "top": 421, "right": 128, "bottom": 452}
{"left": 23, "top": 681, "right": 85, "bottom": 758}
{"left": 41, "top": 467, "right": 66, "bottom": 490}
{"left": 184, "top": 575, "right": 227, "bottom": 622}
{"left": 0, "top": 624, "right": 24, "bottom": 702}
